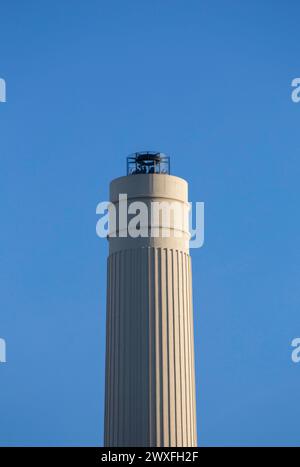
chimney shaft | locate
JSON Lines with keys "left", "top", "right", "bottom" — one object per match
{"left": 104, "top": 160, "right": 197, "bottom": 447}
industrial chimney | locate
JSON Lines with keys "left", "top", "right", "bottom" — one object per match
{"left": 104, "top": 152, "right": 197, "bottom": 447}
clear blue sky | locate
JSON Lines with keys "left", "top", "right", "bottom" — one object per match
{"left": 0, "top": 0, "right": 300, "bottom": 447}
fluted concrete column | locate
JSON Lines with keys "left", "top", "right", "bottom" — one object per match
{"left": 104, "top": 174, "right": 197, "bottom": 447}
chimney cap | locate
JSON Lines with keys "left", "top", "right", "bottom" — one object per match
{"left": 127, "top": 151, "right": 170, "bottom": 175}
